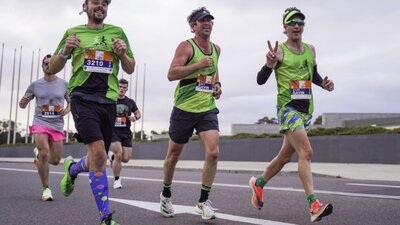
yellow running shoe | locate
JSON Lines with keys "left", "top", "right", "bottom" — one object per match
{"left": 41, "top": 187, "right": 53, "bottom": 201}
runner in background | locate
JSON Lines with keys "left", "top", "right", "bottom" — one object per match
{"left": 108, "top": 78, "right": 141, "bottom": 189}
{"left": 19, "top": 54, "right": 70, "bottom": 201}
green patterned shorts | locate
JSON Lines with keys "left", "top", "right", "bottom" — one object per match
{"left": 277, "top": 106, "right": 312, "bottom": 134}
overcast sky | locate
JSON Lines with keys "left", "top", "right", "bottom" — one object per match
{"left": 0, "top": 0, "right": 399, "bottom": 136}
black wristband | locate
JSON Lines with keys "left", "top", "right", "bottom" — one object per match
{"left": 215, "top": 81, "right": 221, "bottom": 87}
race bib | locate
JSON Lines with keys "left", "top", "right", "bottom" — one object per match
{"left": 115, "top": 116, "right": 127, "bottom": 127}
{"left": 42, "top": 105, "right": 61, "bottom": 118}
{"left": 290, "top": 80, "right": 312, "bottom": 99}
{"left": 83, "top": 49, "right": 114, "bottom": 74}
{"left": 195, "top": 74, "right": 216, "bottom": 93}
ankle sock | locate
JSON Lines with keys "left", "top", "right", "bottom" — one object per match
{"left": 256, "top": 176, "right": 267, "bottom": 187}
{"left": 162, "top": 183, "right": 172, "bottom": 198}
{"left": 307, "top": 193, "right": 318, "bottom": 206}
{"left": 199, "top": 184, "right": 211, "bottom": 202}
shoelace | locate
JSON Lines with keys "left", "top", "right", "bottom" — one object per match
{"left": 202, "top": 200, "right": 215, "bottom": 214}
{"left": 310, "top": 200, "right": 322, "bottom": 213}
{"left": 163, "top": 197, "right": 174, "bottom": 212}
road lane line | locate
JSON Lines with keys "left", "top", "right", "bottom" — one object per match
{"left": 1, "top": 167, "right": 399, "bottom": 200}
{"left": 110, "top": 197, "right": 297, "bottom": 225}
{"left": 347, "top": 183, "right": 400, "bottom": 189}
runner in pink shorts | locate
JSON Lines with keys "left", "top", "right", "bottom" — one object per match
{"left": 19, "top": 54, "right": 70, "bottom": 201}
{"left": 29, "top": 125, "right": 65, "bottom": 142}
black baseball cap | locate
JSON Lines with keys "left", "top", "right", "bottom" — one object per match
{"left": 189, "top": 8, "right": 214, "bottom": 23}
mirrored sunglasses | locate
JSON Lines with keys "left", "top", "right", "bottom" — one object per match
{"left": 286, "top": 20, "right": 305, "bottom": 26}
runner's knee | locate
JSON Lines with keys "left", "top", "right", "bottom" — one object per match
{"left": 38, "top": 148, "right": 50, "bottom": 162}
{"left": 49, "top": 155, "right": 61, "bottom": 165}
{"left": 299, "top": 147, "right": 313, "bottom": 161}
{"left": 206, "top": 147, "right": 219, "bottom": 161}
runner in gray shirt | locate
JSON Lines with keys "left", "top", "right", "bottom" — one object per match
{"left": 19, "top": 54, "right": 70, "bottom": 201}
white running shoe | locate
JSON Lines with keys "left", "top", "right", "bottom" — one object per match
{"left": 108, "top": 151, "right": 114, "bottom": 168}
{"left": 160, "top": 192, "right": 174, "bottom": 217}
{"left": 113, "top": 179, "right": 123, "bottom": 189}
{"left": 42, "top": 187, "right": 53, "bottom": 201}
{"left": 194, "top": 200, "right": 216, "bottom": 220}
{"left": 33, "top": 147, "right": 39, "bottom": 164}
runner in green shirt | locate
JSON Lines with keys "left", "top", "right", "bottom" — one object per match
{"left": 249, "top": 7, "right": 334, "bottom": 223}
{"left": 49, "top": 0, "right": 135, "bottom": 224}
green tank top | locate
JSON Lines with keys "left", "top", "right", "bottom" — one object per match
{"left": 173, "top": 39, "right": 218, "bottom": 113}
{"left": 54, "top": 24, "right": 134, "bottom": 102}
{"left": 275, "top": 43, "right": 315, "bottom": 114}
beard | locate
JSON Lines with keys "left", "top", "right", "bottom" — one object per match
{"left": 88, "top": 9, "right": 107, "bottom": 24}
{"left": 93, "top": 16, "right": 105, "bottom": 24}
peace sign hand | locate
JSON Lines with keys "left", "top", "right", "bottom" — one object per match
{"left": 266, "top": 40, "right": 279, "bottom": 69}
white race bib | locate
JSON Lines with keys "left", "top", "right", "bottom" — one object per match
{"left": 83, "top": 49, "right": 114, "bottom": 74}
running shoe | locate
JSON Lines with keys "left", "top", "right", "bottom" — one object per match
{"left": 309, "top": 199, "right": 333, "bottom": 222}
{"left": 249, "top": 176, "right": 264, "bottom": 209}
{"left": 113, "top": 179, "right": 122, "bottom": 189}
{"left": 33, "top": 147, "right": 39, "bottom": 164}
{"left": 194, "top": 200, "right": 217, "bottom": 220}
{"left": 108, "top": 151, "right": 114, "bottom": 168}
{"left": 100, "top": 211, "right": 120, "bottom": 225}
{"left": 160, "top": 192, "right": 174, "bottom": 218}
{"left": 41, "top": 187, "right": 53, "bottom": 201}
{"left": 60, "top": 156, "right": 75, "bottom": 197}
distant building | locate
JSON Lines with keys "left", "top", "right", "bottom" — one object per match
{"left": 322, "top": 113, "right": 400, "bottom": 129}
{"left": 150, "top": 133, "right": 169, "bottom": 140}
{"left": 231, "top": 113, "right": 400, "bottom": 135}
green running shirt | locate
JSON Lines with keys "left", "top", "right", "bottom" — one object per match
{"left": 54, "top": 24, "right": 134, "bottom": 102}
{"left": 173, "top": 39, "right": 219, "bottom": 113}
{"left": 275, "top": 43, "right": 315, "bottom": 114}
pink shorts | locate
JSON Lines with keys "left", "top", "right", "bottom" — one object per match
{"left": 29, "top": 125, "right": 65, "bottom": 142}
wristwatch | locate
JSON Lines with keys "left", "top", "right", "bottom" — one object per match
{"left": 58, "top": 49, "right": 71, "bottom": 60}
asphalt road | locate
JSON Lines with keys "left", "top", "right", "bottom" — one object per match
{"left": 1, "top": 162, "right": 399, "bottom": 225}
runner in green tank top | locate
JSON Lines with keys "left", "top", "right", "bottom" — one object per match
{"left": 160, "top": 7, "right": 222, "bottom": 221}
{"left": 249, "top": 7, "right": 335, "bottom": 223}
{"left": 173, "top": 38, "right": 219, "bottom": 113}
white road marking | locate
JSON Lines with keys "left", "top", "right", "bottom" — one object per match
{"left": 347, "top": 183, "right": 400, "bottom": 189}
{"left": 110, "top": 197, "right": 297, "bottom": 225}
{"left": 1, "top": 167, "right": 400, "bottom": 200}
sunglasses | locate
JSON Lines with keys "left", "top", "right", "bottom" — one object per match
{"left": 286, "top": 20, "right": 305, "bottom": 26}
{"left": 42, "top": 54, "right": 51, "bottom": 66}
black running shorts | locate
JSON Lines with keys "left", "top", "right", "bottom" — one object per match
{"left": 111, "top": 132, "right": 133, "bottom": 147}
{"left": 168, "top": 107, "right": 219, "bottom": 144}
{"left": 71, "top": 97, "right": 116, "bottom": 152}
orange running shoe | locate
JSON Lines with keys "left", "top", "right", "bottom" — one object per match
{"left": 309, "top": 199, "right": 333, "bottom": 222}
{"left": 249, "top": 176, "right": 264, "bottom": 210}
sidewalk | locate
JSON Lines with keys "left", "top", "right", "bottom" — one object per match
{"left": 1, "top": 157, "right": 399, "bottom": 182}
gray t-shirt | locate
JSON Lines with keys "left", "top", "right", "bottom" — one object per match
{"left": 24, "top": 77, "right": 70, "bottom": 132}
